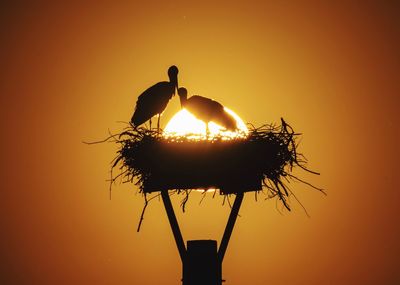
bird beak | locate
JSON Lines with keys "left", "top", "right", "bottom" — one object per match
{"left": 175, "top": 79, "right": 179, "bottom": 96}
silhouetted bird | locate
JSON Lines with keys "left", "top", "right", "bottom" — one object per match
{"left": 131, "top": 65, "right": 179, "bottom": 131}
{"left": 178, "top": 87, "right": 237, "bottom": 134}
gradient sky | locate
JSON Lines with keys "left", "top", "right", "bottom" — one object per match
{"left": 1, "top": 1, "right": 399, "bottom": 285}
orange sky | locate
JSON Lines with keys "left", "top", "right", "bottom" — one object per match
{"left": 1, "top": 1, "right": 399, "bottom": 284}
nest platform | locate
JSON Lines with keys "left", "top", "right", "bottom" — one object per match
{"left": 111, "top": 119, "right": 314, "bottom": 209}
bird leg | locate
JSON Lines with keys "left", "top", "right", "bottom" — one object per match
{"left": 206, "top": 123, "right": 210, "bottom": 139}
{"left": 157, "top": 114, "right": 161, "bottom": 133}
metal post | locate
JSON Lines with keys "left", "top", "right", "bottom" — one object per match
{"left": 218, "top": 192, "right": 244, "bottom": 263}
{"left": 161, "top": 191, "right": 186, "bottom": 262}
{"left": 183, "top": 240, "right": 221, "bottom": 285}
{"left": 162, "top": 191, "right": 244, "bottom": 285}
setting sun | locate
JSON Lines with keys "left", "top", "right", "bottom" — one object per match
{"left": 164, "top": 108, "right": 248, "bottom": 140}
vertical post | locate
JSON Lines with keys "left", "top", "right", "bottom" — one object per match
{"left": 161, "top": 191, "right": 186, "bottom": 262}
{"left": 183, "top": 240, "right": 221, "bottom": 285}
{"left": 218, "top": 192, "right": 244, "bottom": 263}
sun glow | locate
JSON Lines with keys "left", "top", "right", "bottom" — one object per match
{"left": 164, "top": 108, "right": 248, "bottom": 140}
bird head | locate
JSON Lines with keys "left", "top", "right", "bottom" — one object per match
{"left": 168, "top": 65, "right": 179, "bottom": 94}
{"left": 177, "top": 87, "right": 188, "bottom": 107}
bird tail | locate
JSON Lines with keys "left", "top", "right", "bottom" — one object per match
{"left": 131, "top": 110, "right": 142, "bottom": 127}
{"left": 218, "top": 113, "right": 237, "bottom": 131}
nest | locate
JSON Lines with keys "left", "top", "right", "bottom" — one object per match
{"left": 109, "top": 118, "right": 323, "bottom": 212}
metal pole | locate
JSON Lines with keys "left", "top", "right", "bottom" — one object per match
{"left": 218, "top": 192, "right": 244, "bottom": 263}
{"left": 161, "top": 191, "right": 186, "bottom": 262}
{"left": 183, "top": 240, "right": 221, "bottom": 285}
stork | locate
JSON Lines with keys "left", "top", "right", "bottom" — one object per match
{"left": 177, "top": 87, "right": 237, "bottom": 134}
{"left": 131, "top": 65, "right": 179, "bottom": 131}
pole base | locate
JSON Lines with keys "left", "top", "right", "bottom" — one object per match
{"left": 183, "top": 240, "right": 222, "bottom": 285}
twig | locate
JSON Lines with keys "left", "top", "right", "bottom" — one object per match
{"left": 137, "top": 193, "right": 148, "bottom": 232}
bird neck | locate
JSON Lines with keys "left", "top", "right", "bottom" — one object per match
{"left": 169, "top": 75, "right": 178, "bottom": 88}
{"left": 179, "top": 95, "right": 187, "bottom": 108}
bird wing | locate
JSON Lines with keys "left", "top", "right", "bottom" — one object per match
{"left": 131, "top": 81, "right": 174, "bottom": 126}
{"left": 186, "top": 95, "right": 237, "bottom": 130}
{"left": 185, "top": 96, "right": 218, "bottom": 121}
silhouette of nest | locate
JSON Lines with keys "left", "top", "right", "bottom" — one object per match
{"left": 108, "top": 118, "right": 323, "bottom": 214}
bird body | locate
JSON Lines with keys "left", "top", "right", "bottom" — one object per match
{"left": 131, "top": 81, "right": 175, "bottom": 126}
{"left": 178, "top": 88, "right": 237, "bottom": 131}
{"left": 131, "top": 66, "right": 179, "bottom": 129}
